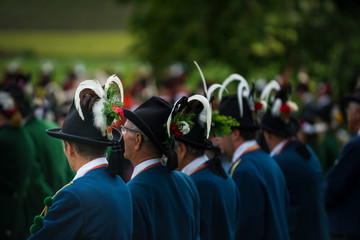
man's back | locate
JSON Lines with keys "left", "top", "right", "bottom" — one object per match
{"left": 325, "top": 135, "right": 360, "bottom": 237}
{"left": 29, "top": 166, "right": 133, "bottom": 240}
{"left": 128, "top": 164, "right": 200, "bottom": 240}
{"left": 191, "top": 166, "right": 240, "bottom": 240}
{"left": 274, "top": 139, "right": 328, "bottom": 240}
{"left": 231, "top": 148, "right": 289, "bottom": 240}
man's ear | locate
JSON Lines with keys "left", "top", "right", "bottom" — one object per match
{"left": 177, "top": 142, "right": 187, "bottom": 160}
{"left": 134, "top": 132, "right": 143, "bottom": 151}
{"left": 231, "top": 128, "right": 241, "bottom": 141}
{"left": 63, "top": 141, "right": 74, "bottom": 156}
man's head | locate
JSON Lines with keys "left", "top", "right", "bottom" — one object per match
{"left": 121, "top": 120, "right": 161, "bottom": 166}
{"left": 122, "top": 96, "right": 175, "bottom": 168}
{"left": 63, "top": 140, "right": 108, "bottom": 172}
{"left": 216, "top": 94, "right": 258, "bottom": 157}
{"left": 175, "top": 140, "right": 205, "bottom": 170}
{"left": 45, "top": 76, "right": 125, "bottom": 174}
{"left": 346, "top": 102, "right": 360, "bottom": 134}
{"left": 344, "top": 89, "right": 360, "bottom": 134}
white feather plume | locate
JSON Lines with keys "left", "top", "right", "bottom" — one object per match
{"left": 188, "top": 94, "right": 212, "bottom": 138}
{"left": 218, "top": 73, "right": 249, "bottom": 101}
{"left": 193, "top": 61, "right": 207, "bottom": 95}
{"left": 272, "top": 98, "right": 282, "bottom": 117}
{"left": 104, "top": 74, "right": 124, "bottom": 103}
{"left": 166, "top": 97, "right": 183, "bottom": 137}
{"left": 286, "top": 100, "right": 299, "bottom": 112}
{"left": 260, "top": 80, "right": 280, "bottom": 102}
{"left": 0, "top": 92, "right": 15, "bottom": 111}
{"left": 92, "top": 98, "right": 107, "bottom": 137}
{"left": 236, "top": 79, "right": 250, "bottom": 117}
{"left": 74, "top": 80, "right": 105, "bottom": 120}
{"left": 206, "top": 84, "right": 227, "bottom": 101}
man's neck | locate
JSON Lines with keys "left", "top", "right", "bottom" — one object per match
{"left": 132, "top": 153, "right": 162, "bottom": 168}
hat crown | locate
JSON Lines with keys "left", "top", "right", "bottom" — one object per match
{"left": 219, "top": 94, "right": 259, "bottom": 130}
{"left": 47, "top": 99, "right": 121, "bottom": 146}
{"left": 124, "top": 96, "right": 172, "bottom": 154}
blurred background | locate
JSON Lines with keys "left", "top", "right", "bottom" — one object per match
{"left": 1, "top": 1, "right": 360, "bottom": 238}
{"left": 1, "top": 0, "right": 360, "bottom": 96}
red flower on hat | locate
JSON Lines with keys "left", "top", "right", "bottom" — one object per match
{"left": 170, "top": 123, "right": 183, "bottom": 137}
{"left": 255, "top": 101, "right": 263, "bottom": 111}
{"left": 280, "top": 103, "right": 291, "bottom": 119}
{"left": 112, "top": 105, "right": 124, "bottom": 116}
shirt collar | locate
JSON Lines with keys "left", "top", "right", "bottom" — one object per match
{"left": 73, "top": 157, "right": 108, "bottom": 181}
{"left": 131, "top": 158, "right": 162, "bottom": 180}
{"left": 181, "top": 154, "right": 208, "bottom": 175}
{"left": 232, "top": 140, "right": 257, "bottom": 164}
{"left": 270, "top": 139, "right": 289, "bottom": 157}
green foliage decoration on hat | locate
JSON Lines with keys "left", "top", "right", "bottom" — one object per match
{"left": 210, "top": 110, "right": 240, "bottom": 137}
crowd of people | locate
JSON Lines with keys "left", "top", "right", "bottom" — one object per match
{"left": 1, "top": 62, "right": 359, "bottom": 240}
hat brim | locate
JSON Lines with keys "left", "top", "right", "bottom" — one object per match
{"left": 343, "top": 94, "right": 360, "bottom": 105}
{"left": 261, "top": 115, "right": 299, "bottom": 138}
{"left": 176, "top": 137, "right": 214, "bottom": 150}
{"left": 46, "top": 128, "right": 122, "bottom": 146}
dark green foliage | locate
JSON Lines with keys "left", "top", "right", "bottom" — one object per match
{"left": 119, "top": 0, "right": 360, "bottom": 99}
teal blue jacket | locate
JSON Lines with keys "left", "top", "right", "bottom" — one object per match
{"left": 230, "top": 147, "right": 290, "bottom": 240}
{"left": 274, "top": 139, "right": 328, "bottom": 240}
{"left": 128, "top": 164, "right": 200, "bottom": 240}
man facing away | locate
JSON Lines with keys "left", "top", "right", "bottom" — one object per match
{"left": 261, "top": 84, "right": 328, "bottom": 240}
{"left": 122, "top": 96, "right": 201, "bottom": 240}
{"left": 325, "top": 89, "right": 360, "bottom": 240}
{"left": 216, "top": 92, "right": 290, "bottom": 240}
{"left": 28, "top": 77, "right": 133, "bottom": 239}
{"left": 172, "top": 95, "right": 240, "bottom": 240}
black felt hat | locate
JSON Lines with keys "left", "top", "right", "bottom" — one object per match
{"left": 46, "top": 100, "right": 121, "bottom": 146}
{"left": 218, "top": 94, "right": 259, "bottom": 130}
{"left": 175, "top": 114, "right": 213, "bottom": 149}
{"left": 343, "top": 88, "right": 360, "bottom": 105}
{"left": 123, "top": 96, "right": 172, "bottom": 156}
{"left": 260, "top": 83, "right": 300, "bottom": 138}
{"left": 261, "top": 111, "right": 300, "bottom": 138}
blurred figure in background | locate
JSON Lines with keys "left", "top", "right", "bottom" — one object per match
{"left": 2, "top": 74, "right": 74, "bottom": 219}
{"left": 325, "top": 88, "right": 360, "bottom": 240}
{"left": 261, "top": 84, "right": 328, "bottom": 240}
{"left": 0, "top": 91, "right": 37, "bottom": 240}
{"left": 216, "top": 76, "right": 290, "bottom": 240}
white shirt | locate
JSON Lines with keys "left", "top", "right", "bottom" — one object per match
{"left": 232, "top": 140, "right": 258, "bottom": 164}
{"left": 73, "top": 157, "right": 108, "bottom": 181}
{"left": 181, "top": 154, "right": 209, "bottom": 176}
{"left": 270, "top": 139, "right": 289, "bottom": 157}
{"left": 131, "top": 158, "right": 162, "bottom": 180}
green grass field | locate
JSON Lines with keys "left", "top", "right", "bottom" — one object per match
{"left": 0, "top": 30, "right": 134, "bottom": 58}
{"left": 0, "top": 30, "right": 140, "bottom": 84}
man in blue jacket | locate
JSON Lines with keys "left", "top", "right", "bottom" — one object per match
{"left": 28, "top": 79, "right": 133, "bottom": 239}
{"left": 214, "top": 75, "right": 290, "bottom": 239}
{"left": 325, "top": 89, "right": 360, "bottom": 240}
{"left": 122, "top": 96, "right": 201, "bottom": 240}
{"left": 217, "top": 92, "right": 290, "bottom": 240}
{"left": 261, "top": 84, "right": 328, "bottom": 240}
{"left": 172, "top": 95, "right": 240, "bottom": 240}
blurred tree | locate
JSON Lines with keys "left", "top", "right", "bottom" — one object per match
{"left": 119, "top": 0, "right": 360, "bottom": 98}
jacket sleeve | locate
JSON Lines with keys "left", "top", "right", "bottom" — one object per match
{"left": 28, "top": 188, "right": 82, "bottom": 240}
